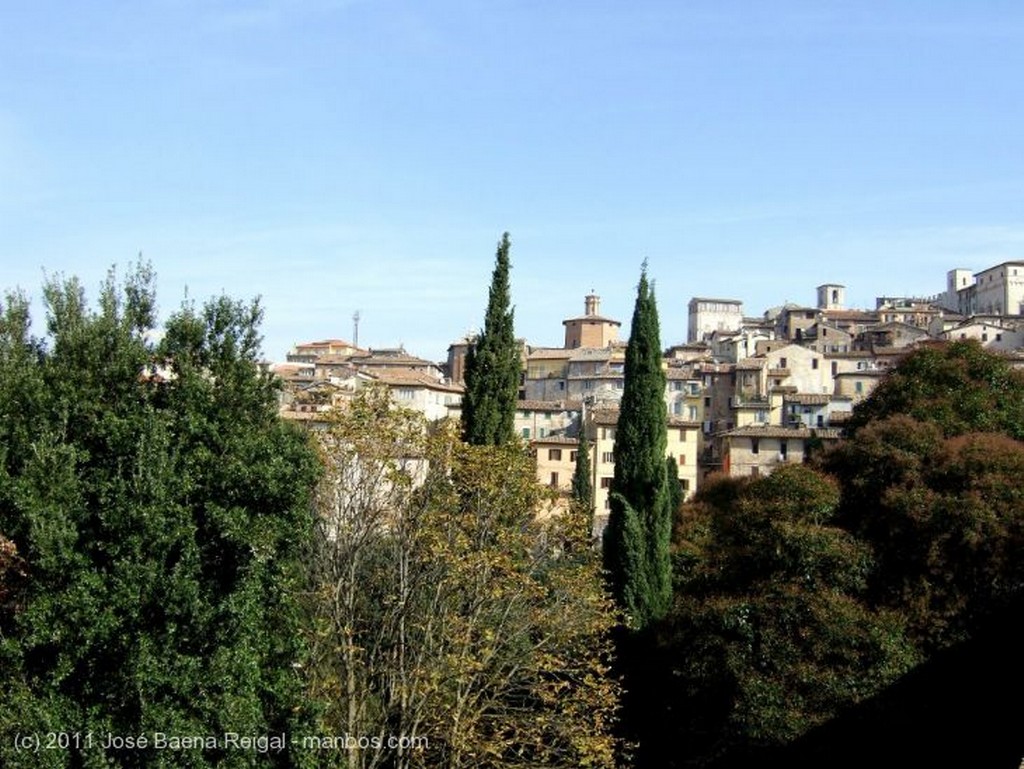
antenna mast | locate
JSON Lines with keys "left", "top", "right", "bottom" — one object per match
{"left": 352, "top": 310, "right": 361, "bottom": 348}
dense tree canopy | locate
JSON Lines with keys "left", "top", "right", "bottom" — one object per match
{"left": 0, "top": 266, "right": 321, "bottom": 768}
{"left": 822, "top": 341, "right": 1024, "bottom": 650}
{"left": 653, "top": 466, "right": 918, "bottom": 766}
{"left": 461, "top": 233, "right": 520, "bottom": 447}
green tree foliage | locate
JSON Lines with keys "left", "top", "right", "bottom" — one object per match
{"left": 823, "top": 417, "right": 1024, "bottom": 651}
{"left": 307, "top": 387, "right": 619, "bottom": 768}
{"left": 843, "top": 339, "right": 1024, "bottom": 439}
{"left": 603, "top": 265, "right": 671, "bottom": 628}
{"left": 657, "top": 466, "right": 918, "bottom": 764}
{"left": 571, "top": 430, "right": 593, "bottom": 515}
{"left": 461, "top": 233, "right": 520, "bottom": 447}
{"left": 0, "top": 266, "right": 321, "bottom": 768}
{"left": 822, "top": 341, "right": 1024, "bottom": 651}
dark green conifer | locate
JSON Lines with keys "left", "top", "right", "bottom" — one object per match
{"left": 461, "top": 232, "right": 520, "bottom": 446}
{"left": 603, "top": 264, "right": 672, "bottom": 628}
{"left": 571, "top": 428, "right": 593, "bottom": 514}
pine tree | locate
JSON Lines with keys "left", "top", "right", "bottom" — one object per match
{"left": 602, "top": 264, "right": 672, "bottom": 628}
{"left": 571, "top": 428, "right": 593, "bottom": 515}
{"left": 461, "top": 232, "right": 520, "bottom": 446}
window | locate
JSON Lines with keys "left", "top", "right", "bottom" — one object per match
{"left": 549, "top": 472, "right": 559, "bottom": 487}
{"left": 521, "top": 427, "right": 530, "bottom": 439}
{"left": 600, "top": 477, "right": 613, "bottom": 489}
{"left": 678, "top": 454, "right": 686, "bottom": 465}
{"left": 680, "top": 479, "right": 690, "bottom": 491}
{"left": 398, "top": 388, "right": 415, "bottom": 400}
{"left": 779, "top": 357, "right": 787, "bottom": 368}
{"left": 704, "top": 397, "right": 711, "bottom": 408}
{"left": 602, "top": 452, "right": 614, "bottom": 463}
{"left": 570, "top": 450, "right": 577, "bottom": 463}
{"left": 539, "top": 427, "right": 548, "bottom": 438}
{"left": 812, "top": 358, "right": 819, "bottom": 370}
{"left": 672, "top": 381, "right": 683, "bottom": 391}
{"left": 780, "top": 440, "right": 788, "bottom": 459}
{"left": 751, "top": 438, "right": 759, "bottom": 455}
{"left": 688, "top": 406, "right": 698, "bottom": 421}
{"left": 855, "top": 381, "right": 864, "bottom": 394}
{"left": 549, "top": 449, "right": 562, "bottom": 461}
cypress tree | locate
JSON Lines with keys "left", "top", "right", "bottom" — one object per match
{"left": 571, "top": 428, "right": 593, "bottom": 515}
{"left": 461, "top": 232, "right": 520, "bottom": 446}
{"left": 602, "top": 264, "right": 672, "bottom": 628}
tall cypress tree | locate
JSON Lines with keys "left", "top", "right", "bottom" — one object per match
{"left": 571, "top": 428, "right": 593, "bottom": 515}
{"left": 461, "top": 232, "right": 519, "bottom": 446}
{"left": 602, "top": 264, "right": 672, "bottom": 628}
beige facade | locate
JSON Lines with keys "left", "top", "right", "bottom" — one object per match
{"left": 587, "top": 408, "right": 700, "bottom": 539}
{"left": 515, "top": 400, "right": 580, "bottom": 441}
{"left": 287, "top": 338, "right": 364, "bottom": 363}
{"left": 688, "top": 297, "right": 744, "bottom": 342}
{"left": 523, "top": 348, "right": 571, "bottom": 400}
{"left": 973, "top": 261, "right": 1024, "bottom": 316}
{"left": 532, "top": 436, "right": 581, "bottom": 517}
{"left": 721, "top": 426, "right": 841, "bottom": 478}
{"left": 943, "top": 320, "right": 1024, "bottom": 351}
{"left": 666, "top": 366, "right": 704, "bottom": 423}
{"left": 833, "top": 370, "right": 886, "bottom": 403}
{"left": 368, "top": 369, "right": 463, "bottom": 422}
{"left": 567, "top": 346, "right": 626, "bottom": 403}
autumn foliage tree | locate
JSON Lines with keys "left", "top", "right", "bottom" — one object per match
{"left": 306, "top": 387, "right": 619, "bottom": 769}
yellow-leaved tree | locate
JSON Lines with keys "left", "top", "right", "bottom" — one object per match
{"left": 304, "top": 386, "right": 619, "bottom": 769}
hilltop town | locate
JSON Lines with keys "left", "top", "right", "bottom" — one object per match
{"left": 272, "top": 260, "right": 1024, "bottom": 534}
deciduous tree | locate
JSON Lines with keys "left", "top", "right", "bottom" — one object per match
{"left": 307, "top": 388, "right": 619, "bottom": 768}
{"left": 654, "top": 466, "right": 918, "bottom": 765}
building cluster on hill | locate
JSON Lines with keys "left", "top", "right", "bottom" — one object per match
{"left": 272, "top": 261, "right": 1024, "bottom": 535}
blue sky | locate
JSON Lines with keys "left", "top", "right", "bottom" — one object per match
{"left": 3, "top": 1, "right": 1024, "bottom": 362}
